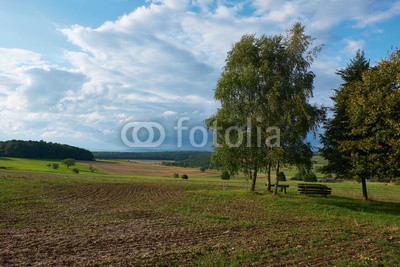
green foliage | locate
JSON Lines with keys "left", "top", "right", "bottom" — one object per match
{"left": 173, "top": 173, "right": 179, "bottom": 178}
{"left": 199, "top": 167, "right": 206, "bottom": 172}
{"left": 51, "top": 163, "right": 59, "bottom": 170}
{"left": 292, "top": 168, "right": 317, "bottom": 182}
{"left": 0, "top": 140, "right": 94, "bottom": 160}
{"left": 88, "top": 165, "right": 94, "bottom": 173}
{"left": 181, "top": 174, "right": 188, "bottom": 180}
{"left": 303, "top": 171, "right": 317, "bottom": 182}
{"left": 277, "top": 172, "right": 286, "bottom": 181}
{"left": 221, "top": 171, "right": 231, "bottom": 180}
{"left": 71, "top": 168, "right": 79, "bottom": 174}
{"left": 320, "top": 50, "right": 370, "bottom": 178}
{"left": 62, "top": 158, "right": 76, "bottom": 168}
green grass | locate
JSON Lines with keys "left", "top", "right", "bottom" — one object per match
{"left": 0, "top": 157, "right": 108, "bottom": 175}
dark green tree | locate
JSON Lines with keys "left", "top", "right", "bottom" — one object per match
{"left": 341, "top": 50, "right": 400, "bottom": 199}
{"left": 62, "top": 158, "right": 76, "bottom": 168}
{"left": 320, "top": 50, "right": 370, "bottom": 178}
{"left": 322, "top": 49, "right": 400, "bottom": 200}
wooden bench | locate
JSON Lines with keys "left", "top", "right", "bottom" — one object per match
{"left": 298, "top": 184, "right": 332, "bottom": 197}
{"left": 268, "top": 184, "right": 289, "bottom": 194}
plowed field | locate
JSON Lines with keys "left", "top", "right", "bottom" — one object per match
{"left": 80, "top": 160, "right": 220, "bottom": 177}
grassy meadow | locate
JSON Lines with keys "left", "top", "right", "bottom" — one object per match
{"left": 0, "top": 157, "right": 399, "bottom": 266}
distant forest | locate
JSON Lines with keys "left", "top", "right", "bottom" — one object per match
{"left": 0, "top": 140, "right": 94, "bottom": 161}
{"left": 94, "top": 151, "right": 212, "bottom": 168}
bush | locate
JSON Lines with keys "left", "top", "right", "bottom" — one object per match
{"left": 303, "top": 171, "right": 317, "bottom": 182}
{"left": 290, "top": 175, "right": 303, "bottom": 181}
{"left": 62, "top": 158, "right": 76, "bottom": 168}
{"left": 51, "top": 163, "right": 59, "bottom": 170}
{"left": 173, "top": 173, "right": 179, "bottom": 178}
{"left": 200, "top": 167, "right": 206, "bottom": 172}
{"left": 181, "top": 174, "right": 188, "bottom": 179}
{"left": 0, "top": 166, "right": 7, "bottom": 170}
{"left": 277, "top": 171, "right": 286, "bottom": 181}
{"left": 221, "top": 171, "right": 231, "bottom": 180}
{"left": 72, "top": 168, "right": 79, "bottom": 174}
{"left": 89, "top": 165, "right": 95, "bottom": 173}
{"left": 46, "top": 163, "right": 51, "bottom": 167}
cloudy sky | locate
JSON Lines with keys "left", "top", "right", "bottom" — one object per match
{"left": 0, "top": 0, "right": 399, "bottom": 151}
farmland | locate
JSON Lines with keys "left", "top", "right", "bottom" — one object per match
{"left": 0, "top": 158, "right": 399, "bottom": 266}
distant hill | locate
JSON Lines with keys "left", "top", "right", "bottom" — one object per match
{"left": 93, "top": 151, "right": 212, "bottom": 168}
{"left": 0, "top": 140, "right": 94, "bottom": 161}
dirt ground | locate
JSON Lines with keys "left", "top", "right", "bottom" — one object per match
{"left": 80, "top": 160, "right": 220, "bottom": 177}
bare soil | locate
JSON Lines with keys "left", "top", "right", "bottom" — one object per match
{"left": 80, "top": 160, "right": 220, "bottom": 177}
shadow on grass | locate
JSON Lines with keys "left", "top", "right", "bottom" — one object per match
{"left": 317, "top": 196, "right": 400, "bottom": 216}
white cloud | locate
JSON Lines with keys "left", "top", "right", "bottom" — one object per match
{"left": 355, "top": 1, "right": 400, "bottom": 27}
{"left": 344, "top": 39, "right": 366, "bottom": 56}
{"left": 162, "top": 110, "right": 177, "bottom": 116}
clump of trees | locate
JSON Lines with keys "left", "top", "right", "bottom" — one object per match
{"left": 207, "top": 23, "right": 325, "bottom": 193}
{"left": 320, "top": 50, "right": 400, "bottom": 199}
{"left": 62, "top": 158, "right": 76, "bottom": 168}
{"left": 0, "top": 140, "right": 94, "bottom": 161}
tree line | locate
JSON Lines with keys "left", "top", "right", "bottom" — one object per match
{"left": 0, "top": 140, "right": 94, "bottom": 161}
{"left": 94, "top": 151, "right": 211, "bottom": 163}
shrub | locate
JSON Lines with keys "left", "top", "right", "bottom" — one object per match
{"left": 290, "top": 176, "right": 303, "bottom": 181}
{"left": 277, "top": 171, "right": 286, "bottom": 181}
{"left": 46, "top": 163, "right": 51, "bottom": 167}
{"left": 62, "top": 158, "right": 76, "bottom": 168}
{"left": 303, "top": 171, "right": 317, "bottom": 182}
{"left": 51, "top": 163, "right": 59, "bottom": 170}
{"left": 200, "top": 167, "right": 206, "bottom": 172}
{"left": 0, "top": 166, "right": 7, "bottom": 170}
{"left": 221, "top": 171, "right": 231, "bottom": 180}
{"left": 89, "top": 165, "right": 95, "bottom": 173}
{"left": 181, "top": 174, "right": 188, "bottom": 179}
{"left": 173, "top": 173, "right": 179, "bottom": 178}
{"left": 72, "top": 168, "right": 79, "bottom": 174}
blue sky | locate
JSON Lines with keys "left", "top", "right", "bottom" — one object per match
{"left": 0, "top": 0, "right": 399, "bottom": 151}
